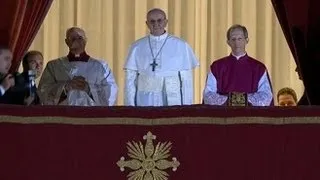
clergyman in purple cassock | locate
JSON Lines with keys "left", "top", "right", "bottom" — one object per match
{"left": 203, "top": 24, "right": 273, "bottom": 106}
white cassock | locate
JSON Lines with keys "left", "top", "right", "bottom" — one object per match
{"left": 38, "top": 57, "right": 118, "bottom": 106}
{"left": 124, "top": 32, "right": 199, "bottom": 106}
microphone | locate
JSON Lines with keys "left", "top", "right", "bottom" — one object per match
{"left": 26, "top": 70, "right": 36, "bottom": 97}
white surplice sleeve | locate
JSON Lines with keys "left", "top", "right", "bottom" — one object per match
{"left": 124, "top": 70, "right": 138, "bottom": 106}
{"left": 247, "top": 71, "right": 273, "bottom": 106}
{"left": 203, "top": 71, "right": 228, "bottom": 105}
{"left": 179, "top": 70, "right": 194, "bottom": 105}
{"left": 38, "top": 62, "right": 66, "bottom": 105}
{"left": 94, "top": 61, "right": 118, "bottom": 106}
{"left": 185, "top": 42, "right": 200, "bottom": 69}
{"left": 178, "top": 42, "right": 199, "bottom": 105}
{"left": 124, "top": 44, "right": 138, "bottom": 106}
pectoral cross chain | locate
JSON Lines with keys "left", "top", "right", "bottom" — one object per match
{"left": 148, "top": 35, "right": 170, "bottom": 72}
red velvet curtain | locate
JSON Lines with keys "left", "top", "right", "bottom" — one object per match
{"left": 6, "top": 0, "right": 53, "bottom": 72}
{"left": 271, "top": 0, "right": 320, "bottom": 105}
{"left": 271, "top": 0, "right": 309, "bottom": 63}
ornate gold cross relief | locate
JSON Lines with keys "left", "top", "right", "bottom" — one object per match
{"left": 117, "top": 132, "right": 180, "bottom": 180}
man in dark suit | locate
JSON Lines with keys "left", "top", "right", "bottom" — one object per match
{"left": 0, "top": 50, "right": 44, "bottom": 105}
{"left": 19, "top": 50, "right": 44, "bottom": 105}
{"left": 0, "top": 47, "right": 15, "bottom": 98}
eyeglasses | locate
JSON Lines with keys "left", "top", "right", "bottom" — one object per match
{"left": 148, "top": 18, "right": 166, "bottom": 24}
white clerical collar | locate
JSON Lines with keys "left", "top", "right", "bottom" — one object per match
{"left": 149, "top": 32, "right": 169, "bottom": 41}
{"left": 231, "top": 52, "right": 247, "bottom": 60}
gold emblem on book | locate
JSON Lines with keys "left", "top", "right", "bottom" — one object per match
{"left": 228, "top": 92, "right": 248, "bottom": 106}
{"left": 117, "top": 131, "right": 180, "bottom": 180}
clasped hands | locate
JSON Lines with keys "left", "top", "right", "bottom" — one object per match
{"left": 65, "top": 76, "right": 90, "bottom": 93}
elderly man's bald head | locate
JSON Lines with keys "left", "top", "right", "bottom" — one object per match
{"left": 65, "top": 27, "right": 87, "bottom": 54}
{"left": 146, "top": 8, "right": 167, "bottom": 20}
{"left": 66, "top": 27, "right": 86, "bottom": 39}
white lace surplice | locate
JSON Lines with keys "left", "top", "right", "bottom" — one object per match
{"left": 203, "top": 71, "right": 273, "bottom": 106}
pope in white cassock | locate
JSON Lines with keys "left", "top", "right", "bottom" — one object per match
{"left": 124, "top": 8, "right": 199, "bottom": 106}
{"left": 38, "top": 27, "right": 118, "bottom": 106}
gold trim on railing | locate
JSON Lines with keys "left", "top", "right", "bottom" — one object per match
{"left": 0, "top": 116, "right": 320, "bottom": 125}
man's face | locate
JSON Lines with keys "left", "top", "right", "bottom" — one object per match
{"left": 0, "top": 49, "right": 12, "bottom": 75}
{"left": 227, "top": 28, "right": 248, "bottom": 55}
{"left": 26, "top": 54, "right": 44, "bottom": 78}
{"left": 65, "top": 29, "right": 87, "bottom": 51}
{"left": 146, "top": 11, "right": 168, "bottom": 36}
{"left": 278, "top": 94, "right": 297, "bottom": 106}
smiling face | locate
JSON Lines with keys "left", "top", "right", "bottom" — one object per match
{"left": 146, "top": 9, "right": 168, "bottom": 36}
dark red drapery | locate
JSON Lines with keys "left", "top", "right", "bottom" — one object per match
{"left": 0, "top": 0, "right": 53, "bottom": 72}
{"left": 271, "top": 0, "right": 320, "bottom": 105}
{"left": 271, "top": 0, "right": 309, "bottom": 60}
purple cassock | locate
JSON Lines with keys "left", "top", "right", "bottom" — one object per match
{"left": 203, "top": 54, "right": 274, "bottom": 106}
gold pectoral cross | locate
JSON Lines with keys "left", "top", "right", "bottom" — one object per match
{"left": 150, "top": 59, "right": 158, "bottom": 71}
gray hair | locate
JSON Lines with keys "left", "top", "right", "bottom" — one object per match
{"left": 65, "top": 27, "right": 86, "bottom": 38}
{"left": 146, "top": 8, "right": 167, "bottom": 19}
